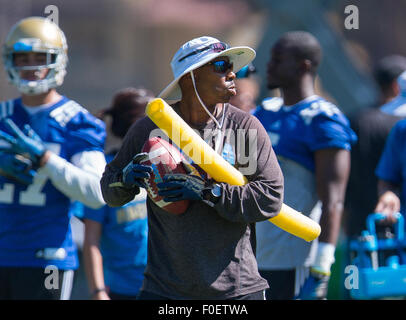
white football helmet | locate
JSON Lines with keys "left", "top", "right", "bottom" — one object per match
{"left": 2, "top": 16, "right": 68, "bottom": 95}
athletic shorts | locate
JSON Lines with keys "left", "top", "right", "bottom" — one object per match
{"left": 259, "top": 267, "right": 309, "bottom": 300}
{"left": 0, "top": 266, "right": 75, "bottom": 300}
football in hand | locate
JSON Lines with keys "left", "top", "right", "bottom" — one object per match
{"left": 141, "top": 137, "right": 195, "bottom": 215}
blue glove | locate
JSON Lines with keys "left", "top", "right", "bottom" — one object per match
{"left": 296, "top": 268, "right": 330, "bottom": 300}
{"left": 0, "top": 118, "right": 46, "bottom": 166}
{"left": 121, "top": 152, "right": 153, "bottom": 189}
{"left": 157, "top": 169, "right": 206, "bottom": 202}
{"left": 0, "top": 150, "right": 36, "bottom": 185}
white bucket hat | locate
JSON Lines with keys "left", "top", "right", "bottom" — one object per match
{"left": 158, "top": 36, "right": 256, "bottom": 101}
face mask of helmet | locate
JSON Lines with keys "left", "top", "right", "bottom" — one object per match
{"left": 2, "top": 17, "right": 68, "bottom": 95}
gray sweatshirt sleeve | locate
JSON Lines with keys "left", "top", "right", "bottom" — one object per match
{"left": 100, "top": 118, "right": 151, "bottom": 207}
{"left": 213, "top": 115, "right": 284, "bottom": 223}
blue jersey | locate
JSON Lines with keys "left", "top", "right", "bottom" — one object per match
{"left": 253, "top": 96, "right": 357, "bottom": 171}
{"left": 375, "top": 119, "right": 406, "bottom": 215}
{"left": 0, "top": 97, "right": 106, "bottom": 269}
{"left": 82, "top": 153, "right": 148, "bottom": 295}
{"left": 254, "top": 95, "right": 357, "bottom": 269}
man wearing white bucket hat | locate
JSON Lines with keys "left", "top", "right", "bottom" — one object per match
{"left": 100, "top": 36, "right": 284, "bottom": 300}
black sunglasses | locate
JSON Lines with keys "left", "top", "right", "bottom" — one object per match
{"left": 207, "top": 59, "right": 233, "bottom": 74}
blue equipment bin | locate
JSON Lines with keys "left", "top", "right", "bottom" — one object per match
{"left": 349, "top": 213, "right": 406, "bottom": 299}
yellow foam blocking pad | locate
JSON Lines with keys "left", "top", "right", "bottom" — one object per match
{"left": 146, "top": 98, "right": 321, "bottom": 242}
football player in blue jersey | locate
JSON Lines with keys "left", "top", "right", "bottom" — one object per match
{"left": 345, "top": 55, "right": 406, "bottom": 239}
{"left": 375, "top": 119, "right": 406, "bottom": 223}
{"left": 82, "top": 87, "right": 153, "bottom": 300}
{"left": 253, "top": 31, "right": 357, "bottom": 300}
{"left": 0, "top": 17, "right": 106, "bottom": 300}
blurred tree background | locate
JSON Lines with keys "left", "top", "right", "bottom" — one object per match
{"left": 2, "top": 0, "right": 405, "bottom": 116}
{"left": 1, "top": 0, "right": 405, "bottom": 300}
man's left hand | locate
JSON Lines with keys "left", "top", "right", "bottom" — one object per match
{"left": 296, "top": 268, "right": 330, "bottom": 300}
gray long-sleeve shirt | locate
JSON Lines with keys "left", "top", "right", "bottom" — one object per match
{"left": 100, "top": 103, "right": 283, "bottom": 299}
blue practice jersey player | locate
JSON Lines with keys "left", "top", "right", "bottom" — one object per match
{"left": 254, "top": 31, "right": 357, "bottom": 300}
{"left": 81, "top": 87, "right": 152, "bottom": 300}
{"left": 83, "top": 154, "right": 148, "bottom": 299}
{"left": 375, "top": 119, "right": 406, "bottom": 221}
{"left": 0, "top": 17, "right": 106, "bottom": 300}
{"left": 255, "top": 95, "right": 355, "bottom": 171}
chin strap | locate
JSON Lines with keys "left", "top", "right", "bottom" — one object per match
{"left": 190, "top": 70, "right": 225, "bottom": 153}
{"left": 190, "top": 70, "right": 223, "bottom": 129}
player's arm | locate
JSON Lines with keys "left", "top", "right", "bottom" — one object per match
{"left": 40, "top": 150, "right": 107, "bottom": 209}
{"left": 100, "top": 121, "right": 150, "bottom": 207}
{"left": 297, "top": 148, "right": 350, "bottom": 300}
{"left": 213, "top": 116, "right": 284, "bottom": 223}
{"left": 83, "top": 218, "right": 110, "bottom": 300}
{"left": 374, "top": 122, "right": 402, "bottom": 222}
{"left": 313, "top": 147, "right": 350, "bottom": 283}
{"left": 157, "top": 115, "right": 284, "bottom": 223}
{"left": 316, "top": 148, "right": 350, "bottom": 245}
{"left": 0, "top": 118, "right": 106, "bottom": 208}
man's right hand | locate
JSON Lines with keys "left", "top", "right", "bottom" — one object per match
{"left": 121, "top": 152, "right": 153, "bottom": 189}
{"left": 0, "top": 150, "right": 36, "bottom": 185}
{"left": 374, "top": 190, "right": 400, "bottom": 224}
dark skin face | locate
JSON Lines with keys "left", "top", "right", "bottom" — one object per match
{"left": 267, "top": 41, "right": 315, "bottom": 106}
{"left": 178, "top": 56, "right": 236, "bottom": 127}
{"left": 267, "top": 42, "right": 302, "bottom": 90}
{"left": 193, "top": 56, "right": 237, "bottom": 105}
